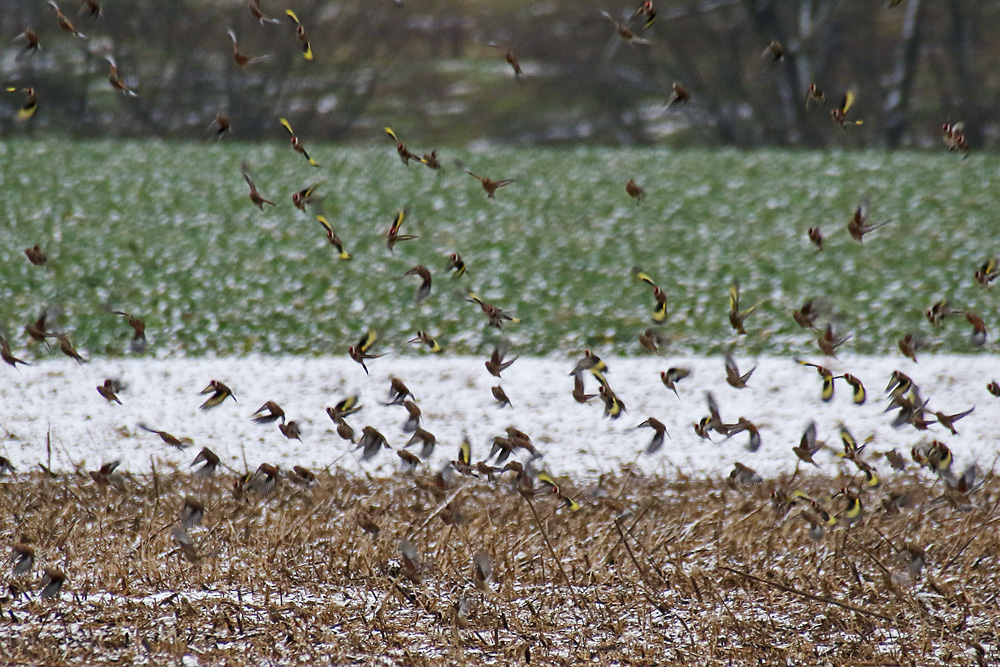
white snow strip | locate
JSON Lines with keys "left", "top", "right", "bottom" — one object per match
{"left": 0, "top": 355, "right": 997, "bottom": 481}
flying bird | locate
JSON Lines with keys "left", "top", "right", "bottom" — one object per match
{"left": 465, "top": 170, "right": 515, "bottom": 198}
{"left": 285, "top": 10, "right": 314, "bottom": 60}
{"left": 198, "top": 380, "right": 236, "bottom": 410}
{"left": 279, "top": 118, "right": 319, "bottom": 166}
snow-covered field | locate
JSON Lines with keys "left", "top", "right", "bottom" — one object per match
{"left": 2, "top": 354, "right": 996, "bottom": 481}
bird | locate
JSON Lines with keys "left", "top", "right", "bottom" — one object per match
{"left": 79, "top": 0, "right": 102, "bottom": 18}
{"left": 89, "top": 460, "right": 126, "bottom": 491}
{"left": 636, "top": 417, "right": 669, "bottom": 454}
{"left": 762, "top": 40, "right": 784, "bottom": 64}
{"left": 807, "top": 226, "right": 825, "bottom": 251}
{"left": 974, "top": 258, "right": 999, "bottom": 287}
{"left": 404, "top": 265, "right": 432, "bottom": 303}
{"left": 897, "top": 333, "right": 923, "bottom": 362}
{"left": 489, "top": 42, "right": 523, "bottom": 78}
{"left": 571, "top": 370, "right": 597, "bottom": 403}
{"left": 639, "top": 329, "right": 664, "bottom": 354}
{"left": 796, "top": 360, "right": 835, "bottom": 402}
{"left": 925, "top": 299, "right": 960, "bottom": 327}
{"left": 47, "top": 332, "right": 86, "bottom": 364}
{"left": 934, "top": 407, "right": 974, "bottom": 435}
{"left": 629, "top": 1, "right": 656, "bottom": 29}
{"left": 988, "top": 381, "right": 1000, "bottom": 398}
{"left": 252, "top": 401, "right": 285, "bottom": 424}
{"left": 728, "top": 462, "right": 763, "bottom": 488}
{"left": 831, "top": 90, "right": 863, "bottom": 127}
{"left": 209, "top": 112, "right": 231, "bottom": 141}
{"left": 659, "top": 368, "right": 690, "bottom": 398}
{"left": 24, "top": 245, "right": 47, "bottom": 266}
{"left": 357, "top": 426, "right": 390, "bottom": 461}
{"left": 465, "top": 170, "right": 515, "bottom": 198}
{"left": 198, "top": 380, "right": 236, "bottom": 410}
{"left": 384, "top": 127, "right": 420, "bottom": 165}
{"left": 226, "top": 29, "right": 267, "bottom": 67}
{"left": 328, "top": 395, "right": 362, "bottom": 421}
{"left": 49, "top": 1, "right": 86, "bottom": 38}
{"left": 407, "top": 331, "right": 443, "bottom": 354}
{"left": 180, "top": 498, "right": 205, "bottom": 529}
{"left": 191, "top": 447, "right": 220, "bottom": 477}
{"left": 138, "top": 424, "right": 192, "bottom": 450}
{"left": 0, "top": 457, "right": 16, "bottom": 476}
{"left": 599, "top": 382, "right": 627, "bottom": 420}
{"left": 404, "top": 428, "right": 437, "bottom": 459}
{"left": 315, "top": 215, "right": 351, "bottom": 260}
{"left": 838, "top": 373, "right": 867, "bottom": 405}
{"left": 792, "top": 421, "right": 822, "bottom": 465}
{"left": 241, "top": 163, "right": 276, "bottom": 209}
{"left": 25, "top": 311, "right": 51, "bottom": 347}
{"left": 279, "top": 421, "right": 302, "bottom": 441}
{"left": 600, "top": 10, "right": 651, "bottom": 45}
{"left": 834, "top": 488, "right": 864, "bottom": 525}
{"left": 399, "top": 540, "right": 423, "bottom": 584}
{"left": 626, "top": 179, "right": 644, "bottom": 204}
{"left": 965, "top": 312, "right": 987, "bottom": 346}
{"left": 446, "top": 253, "right": 469, "bottom": 279}
{"left": 248, "top": 0, "right": 281, "bottom": 24}
{"left": 292, "top": 183, "right": 321, "bottom": 211}
{"left": 5, "top": 87, "right": 38, "bottom": 121}
{"left": 106, "top": 57, "right": 138, "bottom": 97}
{"left": 817, "top": 323, "right": 851, "bottom": 357}
{"left": 634, "top": 268, "right": 668, "bottom": 323}
{"left": 400, "top": 400, "right": 421, "bottom": 432}
{"left": 285, "top": 10, "right": 314, "bottom": 61}
{"left": 847, "top": 202, "right": 890, "bottom": 242}
{"left": 492, "top": 385, "right": 513, "bottom": 408}
{"left": 97, "top": 379, "right": 122, "bottom": 404}
{"left": 348, "top": 331, "right": 384, "bottom": 374}
{"left": 245, "top": 463, "right": 280, "bottom": 496}
{"left": 385, "top": 210, "right": 417, "bottom": 251}
{"left": 724, "top": 354, "right": 755, "bottom": 389}
{"left": 467, "top": 294, "right": 519, "bottom": 329}
{"left": 11, "top": 29, "right": 40, "bottom": 56}
{"left": 11, "top": 543, "right": 35, "bottom": 577}
{"left": 485, "top": 338, "right": 518, "bottom": 377}
{"left": 727, "top": 418, "right": 761, "bottom": 452}
{"left": 805, "top": 83, "right": 825, "bottom": 109}
{"left": 472, "top": 552, "right": 494, "bottom": 594}
{"left": 385, "top": 377, "right": 414, "bottom": 406}
{"left": 792, "top": 298, "right": 826, "bottom": 330}
{"left": 279, "top": 118, "right": 319, "bottom": 166}
{"left": 39, "top": 568, "right": 67, "bottom": 599}
{"left": 419, "top": 151, "right": 441, "bottom": 170}
{"left": 665, "top": 82, "right": 691, "bottom": 109}
{"left": 728, "top": 280, "right": 761, "bottom": 334}
{"left": 0, "top": 335, "right": 30, "bottom": 368}
{"left": 397, "top": 450, "right": 421, "bottom": 472}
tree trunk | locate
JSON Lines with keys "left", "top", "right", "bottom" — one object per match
{"left": 883, "top": 0, "right": 923, "bottom": 148}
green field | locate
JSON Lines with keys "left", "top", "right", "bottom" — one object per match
{"left": 0, "top": 139, "right": 996, "bottom": 358}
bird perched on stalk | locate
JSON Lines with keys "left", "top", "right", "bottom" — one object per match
{"left": 198, "top": 380, "right": 236, "bottom": 410}
{"left": 465, "top": 170, "right": 515, "bottom": 198}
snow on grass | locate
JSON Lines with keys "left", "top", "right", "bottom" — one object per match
{"left": 2, "top": 354, "right": 995, "bottom": 480}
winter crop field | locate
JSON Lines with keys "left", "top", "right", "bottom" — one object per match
{"left": 2, "top": 140, "right": 1000, "bottom": 666}
{"left": 1, "top": 140, "right": 998, "bottom": 358}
